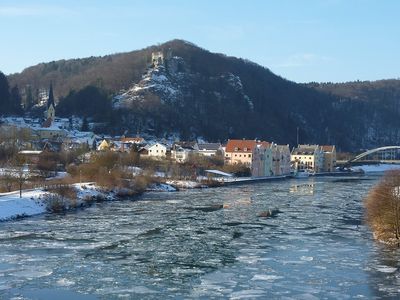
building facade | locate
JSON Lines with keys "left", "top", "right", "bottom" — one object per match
{"left": 321, "top": 145, "right": 337, "bottom": 172}
{"left": 291, "top": 144, "right": 324, "bottom": 173}
{"left": 225, "top": 139, "right": 258, "bottom": 166}
{"left": 147, "top": 143, "right": 169, "bottom": 159}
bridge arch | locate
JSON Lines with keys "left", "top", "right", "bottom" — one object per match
{"left": 348, "top": 146, "right": 400, "bottom": 163}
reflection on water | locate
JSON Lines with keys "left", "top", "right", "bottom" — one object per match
{"left": 290, "top": 182, "right": 315, "bottom": 195}
{"left": 0, "top": 176, "right": 399, "bottom": 299}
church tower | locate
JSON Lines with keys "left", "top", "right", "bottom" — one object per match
{"left": 45, "top": 82, "right": 56, "bottom": 122}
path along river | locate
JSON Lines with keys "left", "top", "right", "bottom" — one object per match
{"left": 1, "top": 175, "right": 400, "bottom": 299}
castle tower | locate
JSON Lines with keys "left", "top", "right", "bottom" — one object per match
{"left": 151, "top": 51, "right": 164, "bottom": 66}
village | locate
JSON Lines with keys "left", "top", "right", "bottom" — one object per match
{"left": 0, "top": 89, "right": 338, "bottom": 188}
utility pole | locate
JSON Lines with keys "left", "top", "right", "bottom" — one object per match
{"left": 296, "top": 127, "right": 299, "bottom": 146}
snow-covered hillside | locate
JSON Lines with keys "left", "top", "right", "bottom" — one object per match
{"left": 113, "top": 57, "right": 187, "bottom": 108}
{"left": 112, "top": 55, "right": 254, "bottom": 112}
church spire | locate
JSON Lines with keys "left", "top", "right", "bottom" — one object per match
{"left": 47, "top": 81, "right": 55, "bottom": 109}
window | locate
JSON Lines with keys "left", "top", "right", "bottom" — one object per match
{"left": 225, "top": 154, "right": 228, "bottom": 156}
{"left": 234, "top": 147, "right": 238, "bottom": 151}
{"left": 248, "top": 154, "right": 251, "bottom": 157}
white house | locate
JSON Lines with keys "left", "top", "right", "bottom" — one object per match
{"left": 171, "top": 142, "right": 198, "bottom": 163}
{"left": 147, "top": 143, "right": 169, "bottom": 158}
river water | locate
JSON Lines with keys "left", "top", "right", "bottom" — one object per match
{"left": 1, "top": 176, "right": 400, "bottom": 299}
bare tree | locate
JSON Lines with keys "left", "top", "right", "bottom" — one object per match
{"left": 14, "top": 154, "right": 29, "bottom": 198}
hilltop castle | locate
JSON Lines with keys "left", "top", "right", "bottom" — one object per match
{"left": 151, "top": 49, "right": 172, "bottom": 67}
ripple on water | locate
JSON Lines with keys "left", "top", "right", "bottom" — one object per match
{"left": 0, "top": 177, "right": 398, "bottom": 299}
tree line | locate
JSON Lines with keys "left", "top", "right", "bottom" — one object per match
{"left": 1, "top": 70, "right": 113, "bottom": 125}
{"left": 0, "top": 71, "right": 24, "bottom": 115}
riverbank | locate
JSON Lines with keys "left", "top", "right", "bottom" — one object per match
{"left": 0, "top": 170, "right": 365, "bottom": 222}
{"left": 0, "top": 183, "right": 115, "bottom": 222}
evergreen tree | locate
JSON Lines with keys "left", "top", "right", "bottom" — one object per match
{"left": 0, "top": 71, "right": 11, "bottom": 114}
{"left": 25, "top": 86, "right": 34, "bottom": 111}
{"left": 81, "top": 117, "right": 89, "bottom": 131}
{"left": 92, "top": 139, "right": 97, "bottom": 150}
{"left": 10, "top": 85, "right": 23, "bottom": 115}
{"left": 57, "top": 85, "right": 112, "bottom": 120}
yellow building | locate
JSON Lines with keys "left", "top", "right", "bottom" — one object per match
{"left": 98, "top": 139, "right": 110, "bottom": 151}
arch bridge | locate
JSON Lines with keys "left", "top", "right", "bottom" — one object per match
{"left": 347, "top": 146, "right": 400, "bottom": 165}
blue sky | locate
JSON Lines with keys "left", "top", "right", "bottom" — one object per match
{"left": 1, "top": 0, "right": 399, "bottom": 83}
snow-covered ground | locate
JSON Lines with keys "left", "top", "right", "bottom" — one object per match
{"left": 147, "top": 183, "right": 177, "bottom": 192}
{"left": 166, "top": 180, "right": 202, "bottom": 189}
{"left": 352, "top": 164, "right": 400, "bottom": 173}
{"left": 0, "top": 189, "right": 47, "bottom": 221}
{"left": 0, "top": 183, "right": 109, "bottom": 222}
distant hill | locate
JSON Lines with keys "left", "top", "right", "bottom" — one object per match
{"left": 307, "top": 80, "right": 400, "bottom": 112}
{"left": 7, "top": 40, "right": 400, "bottom": 151}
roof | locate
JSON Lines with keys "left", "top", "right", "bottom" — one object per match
{"left": 292, "top": 148, "right": 316, "bottom": 155}
{"left": 174, "top": 141, "right": 197, "bottom": 149}
{"left": 204, "top": 169, "right": 233, "bottom": 177}
{"left": 198, "top": 143, "right": 221, "bottom": 151}
{"left": 225, "top": 139, "right": 269, "bottom": 153}
{"left": 41, "top": 118, "right": 53, "bottom": 128}
{"left": 18, "top": 150, "right": 42, "bottom": 155}
{"left": 121, "top": 137, "right": 144, "bottom": 143}
{"left": 321, "top": 145, "right": 335, "bottom": 152}
{"left": 292, "top": 144, "right": 321, "bottom": 155}
{"left": 226, "top": 139, "right": 256, "bottom": 153}
{"left": 147, "top": 142, "right": 170, "bottom": 150}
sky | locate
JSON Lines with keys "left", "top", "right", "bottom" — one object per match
{"left": 0, "top": 0, "right": 399, "bottom": 83}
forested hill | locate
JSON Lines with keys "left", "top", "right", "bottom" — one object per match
{"left": 307, "top": 80, "right": 400, "bottom": 113}
{"left": 6, "top": 40, "right": 400, "bottom": 151}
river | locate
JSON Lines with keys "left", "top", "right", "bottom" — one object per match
{"left": 1, "top": 176, "right": 400, "bottom": 299}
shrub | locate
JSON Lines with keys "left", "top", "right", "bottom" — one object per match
{"left": 133, "top": 174, "right": 157, "bottom": 193}
{"left": 43, "top": 193, "right": 67, "bottom": 212}
{"left": 44, "top": 186, "right": 78, "bottom": 212}
{"left": 365, "top": 170, "right": 400, "bottom": 245}
{"left": 222, "top": 163, "right": 251, "bottom": 177}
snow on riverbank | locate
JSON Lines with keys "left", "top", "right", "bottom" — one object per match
{"left": 166, "top": 180, "right": 203, "bottom": 189}
{"left": 147, "top": 183, "right": 177, "bottom": 192}
{"left": 0, "top": 183, "right": 109, "bottom": 222}
{"left": 0, "top": 189, "right": 47, "bottom": 221}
